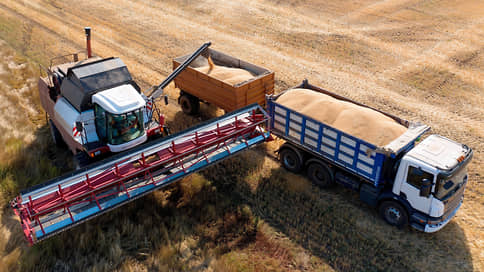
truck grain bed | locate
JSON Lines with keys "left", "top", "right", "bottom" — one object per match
{"left": 267, "top": 80, "right": 429, "bottom": 186}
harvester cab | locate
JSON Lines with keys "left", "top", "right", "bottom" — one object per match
{"left": 39, "top": 27, "right": 211, "bottom": 166}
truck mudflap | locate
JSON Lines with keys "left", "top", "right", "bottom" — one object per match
{"left": 11, "top": 104, "right": 270, "bottom": 246}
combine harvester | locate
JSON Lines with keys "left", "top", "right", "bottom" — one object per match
{"left": 10, "top": 28, "right": 271, "bottom": 245}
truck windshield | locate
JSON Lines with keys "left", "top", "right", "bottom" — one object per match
{"left": 107, "top": 109, "right": 144, "bottom": 145}
{"left": 434, "top": 167, "right": 468, "bottom": 200}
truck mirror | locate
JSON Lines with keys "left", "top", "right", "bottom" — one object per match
{"left": 164, "top": 95, "right": 169, "bottom": 105}
{"left": 420, "top": 178, "right": 432, "bottom": 197}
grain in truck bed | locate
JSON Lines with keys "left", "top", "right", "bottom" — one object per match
{"left": 173, "top": 48, "right": 274, "bottom": 113}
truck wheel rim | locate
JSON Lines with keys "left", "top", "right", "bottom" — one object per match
{"left": 284, "top": 154, "right": 296, "bottom": 168}
{"left": 386, "top": 207, "right": 401, "bottom": 224}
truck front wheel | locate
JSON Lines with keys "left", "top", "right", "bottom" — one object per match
{"left": 179, "top": 94, "right": 200, "bottom": 115}
{"left": 307, "top": 162, "right": 334, "bottom": 188}
{"left": 379, "top": 201, "right": 408, "bottom": 228}
{"left": 279, "top": 148, "right": 303, "bottom": 173}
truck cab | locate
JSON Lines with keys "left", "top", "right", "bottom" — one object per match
{"left": 388, "top": 135, "right": 472, "bottom": 232}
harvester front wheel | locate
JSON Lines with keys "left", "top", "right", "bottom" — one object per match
{"left": 73, "top": 152, "right": 91, "bottom": 170}
{"left": 49, "top": 119, "right": 65, "bottom": 147}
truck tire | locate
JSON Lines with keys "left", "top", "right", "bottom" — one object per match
{"left": 307, "top": 161, "right": 334, "bottom": 188}
{"left": 379, "top": 201, "right": 408, "bottom": 228}
{"left": 73, "top": 152, "right": 91, "bottom": 170}
{"left": 179, "top": 94, "right": 200, "bottom": 115}
{"left": 279, "top": 148, "right": 303, "bottom": 173}
{"left": 49, "top": 119, "right": 65, "bottom": 147}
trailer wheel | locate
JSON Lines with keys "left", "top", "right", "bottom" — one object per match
{"left": 379, "top": 201, "right": 408, "bottom": 228}
{"left": 49, "top": 119, "right": 65, "bottom": 147}
{"left": 307, "top": 162, "right": 334, "bottom": 188}
{"left": 179, "top": 94, "right": 200, "bottom": 115}
{"left": 280, "top": 148, "right": 303, "bottom": 173}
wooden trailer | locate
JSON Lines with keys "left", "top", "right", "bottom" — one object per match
{"left": 173, "top": 48, "right": 274, "bottom": 114}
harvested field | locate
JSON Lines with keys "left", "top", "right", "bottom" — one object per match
{"left": 0, "top": 0, "right": 482, "bottom": 271}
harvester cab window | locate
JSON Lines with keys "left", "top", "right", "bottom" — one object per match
{"left": 94, "top": 104, "right": 107, "bottom": 142}
{"left": 106, "top": 109, "right": 144, "bottom": 145}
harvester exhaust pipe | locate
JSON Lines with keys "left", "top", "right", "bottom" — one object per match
{"left": 85, "top": 27, "right": 92, "bottom": 58}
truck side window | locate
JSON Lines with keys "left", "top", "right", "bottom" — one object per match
{"left": 407, "top": 166, "right": 433, "bottom": 188}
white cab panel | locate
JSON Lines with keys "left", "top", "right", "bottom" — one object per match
{"left": 54, "top": 97, "right": 80, "bottom": 141}
{"left": 92, "top": 84, "right": 145, "bottom": 114}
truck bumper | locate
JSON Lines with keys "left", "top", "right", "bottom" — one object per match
{"left": 410, "top": 199, "right": 463, "bottom": 233}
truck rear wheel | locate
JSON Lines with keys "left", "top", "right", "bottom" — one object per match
{"left": 49, "top": 119, "right": 65, "bottom": 147}
{"left": 379, "top": 201, "right": 408, "bottom": 228}
{"left": 307, "top": 161, "right": 334, "bottom": 188}
{"left": 279, "top": 148, "right": 303, "bottom": 173}
{"left": 179, "top": 94, "right": 200, "bottom": 115}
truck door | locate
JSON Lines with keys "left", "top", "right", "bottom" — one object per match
{"left": 400, "top": 164, "right": 434, "bottom": 214}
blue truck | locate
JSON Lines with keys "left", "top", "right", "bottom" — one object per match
{"left": 267, "top": 80, "right": 473, "bottom": 232}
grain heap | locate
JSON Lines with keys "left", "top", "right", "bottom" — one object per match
{"left": 276, "top": 88, "right": 407, "bottom": 146}
{"left": 195, "top": 56, "right": 254, "bottom": 85}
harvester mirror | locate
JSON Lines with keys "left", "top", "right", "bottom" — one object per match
{"left": 164, "top": 95, "right": 169, "bottom": 105}
{"left": 75, "top": 121, "right": 84, "bottom": 132}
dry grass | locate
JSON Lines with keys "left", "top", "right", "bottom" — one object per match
{"left": 0, "top": 0, "right": 482, "bottom": 271}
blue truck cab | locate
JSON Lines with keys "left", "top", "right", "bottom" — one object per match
{"left": 267, "top": 80, "right": 473, "bottom": 232}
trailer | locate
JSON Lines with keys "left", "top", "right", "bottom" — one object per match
{"left": 11, "top": 104, "right": 270, "bottom": 245}
{"left": 173, "top": 48, "right": 274, "bottom": 114}
{"left": 268, "top": 80, "right": 472, "bottom": 232}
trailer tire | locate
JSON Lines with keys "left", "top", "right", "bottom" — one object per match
{"left": 307, "top": 161, "right": 334, "bottom": 188}
{"left": 179, "top": 94, "right": 200, "bottom": 115}
{"left": 379, "top": 201, "right": 408, "bottom": 228}
{"left": 279, "top": 148, "right": 303, "bottom": 173}
{"left": 49, "top": 119, "right": 65, "bottom": 147}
